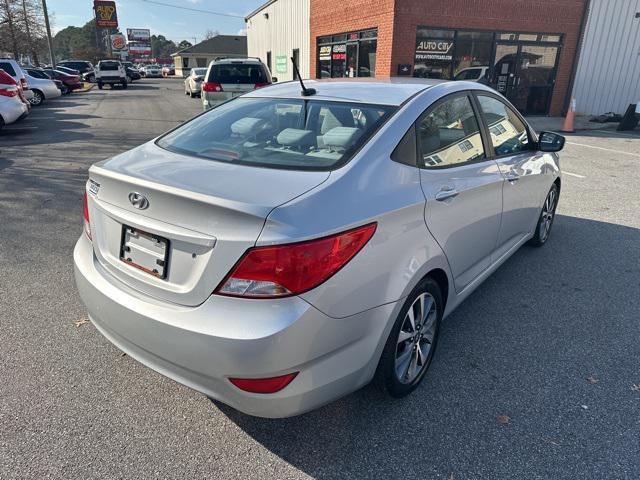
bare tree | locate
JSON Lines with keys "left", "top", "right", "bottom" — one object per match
{"left": 203, "top": 29, "right": 219, "bottom": 40}
{"left": 0, "top": 0, "right": 20, "bottom": 59}
{"left": 21, "top": 0, "right": 39, "bottom": 64}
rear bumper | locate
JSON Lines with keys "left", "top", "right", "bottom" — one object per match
{"left": 73, "top": 235, "right": 395, "bottom": 417}
{"left": 203, "top": 92, "right": 237, "bottom": 110}
{"left": 1, "top": 99, "right": 28, "bottom": 124}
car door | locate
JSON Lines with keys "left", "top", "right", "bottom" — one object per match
{"left": 418, "top": 92, "right": 504, "bottom": 292}
{"left": 474, "top": 93, "right": 550, "bottom": 260}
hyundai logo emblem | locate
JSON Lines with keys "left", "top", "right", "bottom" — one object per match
{"left": 128, "top": 192, "right": 149, "bottom": 210}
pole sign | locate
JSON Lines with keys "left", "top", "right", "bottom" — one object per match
{"left": 127, "top": 28, "right": 151, "bottom": 42}
{"left": 94, "top": 1, "right": 118, "bottom": 28}
{"left": 110, "top": 34, "right": 127, "bottom": 51}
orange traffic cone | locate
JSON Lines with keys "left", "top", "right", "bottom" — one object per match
{"left": 561, "top": 97, "right": 576, "bottom": 133}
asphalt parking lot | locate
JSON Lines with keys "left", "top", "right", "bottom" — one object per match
{"left": 1, "top": 78, "right": 639, "bottom": 479}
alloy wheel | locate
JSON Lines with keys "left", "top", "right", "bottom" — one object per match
{"left": 30, "top": 91, "right": 43, "bottom": 106}
{"left": 539, "top": 188, "right": 557, "bottom": 242}
{"left": 394, "top": 292, "right": 438, "bottom": 384}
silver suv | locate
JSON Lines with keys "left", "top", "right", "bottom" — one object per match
{"left": 201, "top": 57, "right": 274, "bottom": 110}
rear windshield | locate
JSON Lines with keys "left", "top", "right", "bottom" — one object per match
{"left": 99, "top": 62, "right": 119, "bottom": 71}
{"left": 157, "top": 98, "right": 396, "bottom": 171}
{"left": 27, "top": 69, "right": 49, "bottom": 79}
{"left": 208, "top": 63, "right": 268, "bottom": 84}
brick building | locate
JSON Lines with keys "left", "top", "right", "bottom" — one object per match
{"left": 309, "top": 0, "right": 589, "bottom": 116}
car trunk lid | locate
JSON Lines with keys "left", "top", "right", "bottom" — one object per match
{"left": 86, "top": 142, "right": 330, "bottom": 306}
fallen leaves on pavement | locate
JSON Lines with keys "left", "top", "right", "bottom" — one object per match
{"left": 75, "top": 316, "right": 89, "bottom": 328}
{"left": 586, "top": 375, "right": 599, "bottom": 384}
{"left": 632, "top": 384, "right": 640, "bottom": 392}
{"left": 497, "top": 415, "right": 511, "bottom": 425}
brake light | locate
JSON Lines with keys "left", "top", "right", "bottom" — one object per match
{"left": 202, "top": 81, "right": 223, "bottom": 92}
{"left": 0, "top": 87, "right": 18, "bottom": 97}
{"left": 229, "top": 373, "right": 298, "bottom": 394}
{"left": 83, "top": 192, "right": 91, "bottom": 240}
{"left": 215, "top": 223, "right": 377, "bottom": 298}
{"left": 254, "top": 82, "right": 270, "bottom": 89}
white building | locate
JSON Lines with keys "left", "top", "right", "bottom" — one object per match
{"left": 245, "top": 0, "right": 310, "bottom": 81}
{"left": 572, "top": 0, "right": 640, "bottom": 115}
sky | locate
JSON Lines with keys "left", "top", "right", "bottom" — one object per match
{"left": 48, "top": 0, "right": 266, "bottom": 43}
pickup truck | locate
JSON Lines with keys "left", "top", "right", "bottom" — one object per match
{"left": 95, "top": 60, "right": 127, "bottom": 89}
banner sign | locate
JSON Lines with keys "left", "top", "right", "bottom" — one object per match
{"left": 128, "top": 43, "right": 152, "bottom": 55}
{"left": 127, "top": 28, "right": 151, "bottom": 42}
{"left": 94, "top": 0, "right": 118, "bottom": 28}
{"left": 415, "top": 39, "right": 454, "bottom": 61}
{"left": 318, "top": 46, "right": 331, "bottom": 61}
{"left": 332, "top": 44, "right": 346, "bottom": 61}
{"left": 110, "top": 34, "right": 127, "bottom": 51}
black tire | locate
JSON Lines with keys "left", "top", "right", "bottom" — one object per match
{"left": 97, "top": 83, "right": 103, "bottom": 90}
{"left": 528, "top": 183, "right": 559, "bottom": 247}
{"left": 0, "top": 116, "right": 4, "bottom": 131}
{"left": 189, "top": 90, "right": 196, "bottom": 98}
{"left": 30, "top": 90, "right": 44, "bottom": 106}
{"left": 375, "top": 276, "right": 443, "bottom": 398}
{"left": 62, "top": 86, "right": 70, "bottom": 94}
{"left": 122, "top": 81, "right": 128, "bottom": 89}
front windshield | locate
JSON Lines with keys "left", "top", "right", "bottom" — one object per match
{"left": 156, "top": 98, "right": 396, "bottom": 171}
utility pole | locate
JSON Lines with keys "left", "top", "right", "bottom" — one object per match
{"left": 41, "top": 0, "right": 55, "bottom": 67}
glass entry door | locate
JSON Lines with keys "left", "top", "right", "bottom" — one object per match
{"left": 492, "top": 42, "right": 559, "bottom": 115}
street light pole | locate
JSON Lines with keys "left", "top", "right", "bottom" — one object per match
{"left": 41, "top": 0, "right": 55, "bottom": 67}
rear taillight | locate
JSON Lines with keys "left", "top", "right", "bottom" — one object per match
{"left": 83, "top": 192, "right": 91, "bottom": 240}
{"left": 254, "top": 82, "right": 270, "bottom": 89}
{"left": 0, "top": 87, "right": 18, "bottom": 97}
{"left": 202, "top": 81, "right": 223, "bottom": 92}
{"left": 215, "top": 223, "right": 377, "bottom": 298}
{"left": 229, "top": 373, "right": 298, "bottom": 394}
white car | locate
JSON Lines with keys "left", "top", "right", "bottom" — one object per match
{"left": 143, "top": 65, "right": 162, "bottom": 78}
{"left": 0, "top": 84, "right": 29, "bottom": 130}
{"left": 454, "top": 66, "right": 490, "bottom": 82}
{"left": 183, "top": 67, "right": 207, "bottom": 97}
{"left": 0, "top": 59, "right": 33, "bottom": 101}
{"left": 24, "top": 73, "right": 61, "bottom": 106}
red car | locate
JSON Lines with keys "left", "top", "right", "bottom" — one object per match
{"left": 0, "top": 69, "right": 31, "bottom": 111}
{"left": 42, "top": 69, "right": 82, "bottom": 94}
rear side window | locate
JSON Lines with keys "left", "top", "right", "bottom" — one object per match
{"left": 209, "top": 63, "right": 269, "bottom": 84}
{"left": 476, "top": 95, "right": 530, "bottom": 156}
{"left": 0, "top": 62, "right": 17, "bottom": 76}
{"left": 157, "top": 98, "right": 395, "bottom": 171}
{"left": 417, "top": 95, "right": 485, "bottom": 168}
{"left": 455, "top": 68, "right": 481, "bottom": 81}
{"left": 99, "top": 62, "right": 119, "bottom": 71}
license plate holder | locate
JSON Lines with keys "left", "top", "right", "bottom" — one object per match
{"left": 120, "top": 225, "right": 169, "bottom": 279}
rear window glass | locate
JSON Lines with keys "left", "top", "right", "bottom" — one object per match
{"left": 0, "top": 62, "right": 17, "bottom": 76}
{"left": 157, "top": 98, "right": 395, "bottom": 171}
{"left": 99, "top": 62, "right": 119, "bottom": 71}
{"left": 209, "top": 64, "right": 268, "bottom": 84}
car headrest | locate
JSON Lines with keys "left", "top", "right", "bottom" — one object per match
{"left": 230, "top": 117, "right": 265, "bottom": 135}
{"left": 322, "top": 127, "right": 362, "bottom": 149}
{"left": 277, "top": 128, "right": 315, "bottom": 147}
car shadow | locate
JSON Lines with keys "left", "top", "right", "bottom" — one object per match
{"left": 216, "top": 214, "right": 640, "bottom": 479}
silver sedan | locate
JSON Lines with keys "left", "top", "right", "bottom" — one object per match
{"left": 74, "top": 78, "right": 564, "bottom": 417}
{"left": 183, "top": 67, "right": 207, "bottom": 98}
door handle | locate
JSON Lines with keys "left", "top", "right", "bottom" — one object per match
{"left": 506, "top": 172, "right": 520, "bottom": 182}
{"left": 435, "top": 188, "right": 459, "bottom": 202}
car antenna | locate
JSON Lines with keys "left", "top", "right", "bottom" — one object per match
{"left": 291, "top": 56, "right": 316, "bottom": 96}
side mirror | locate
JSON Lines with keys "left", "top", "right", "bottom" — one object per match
{"left": 538, "top": 131, "right": 565, "bottom": 153}
{"left": 271, "top": 77, "right": 278, "bottom": 83}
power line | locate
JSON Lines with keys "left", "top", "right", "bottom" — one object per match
{"left": 137, "top": 0, "right": 245, "bottom": 19}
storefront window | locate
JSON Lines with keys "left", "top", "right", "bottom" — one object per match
{"left": 413, "top": 28, "right": 455, "bottom": 79}
{"left": 316, "top": 29, "right": 377, "bottom": 79}
{"left": 453, "top": 31, "right": 493, "bottom": 80}
{"left": 358, "top": 39, "right": 377, "bottom": 77}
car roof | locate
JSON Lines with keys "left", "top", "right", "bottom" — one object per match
{"left": 244, "top": 77, "right": 447, "bottom": 106}
{"left": 213, "top": 57, "right": 263, "bottom": 65}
